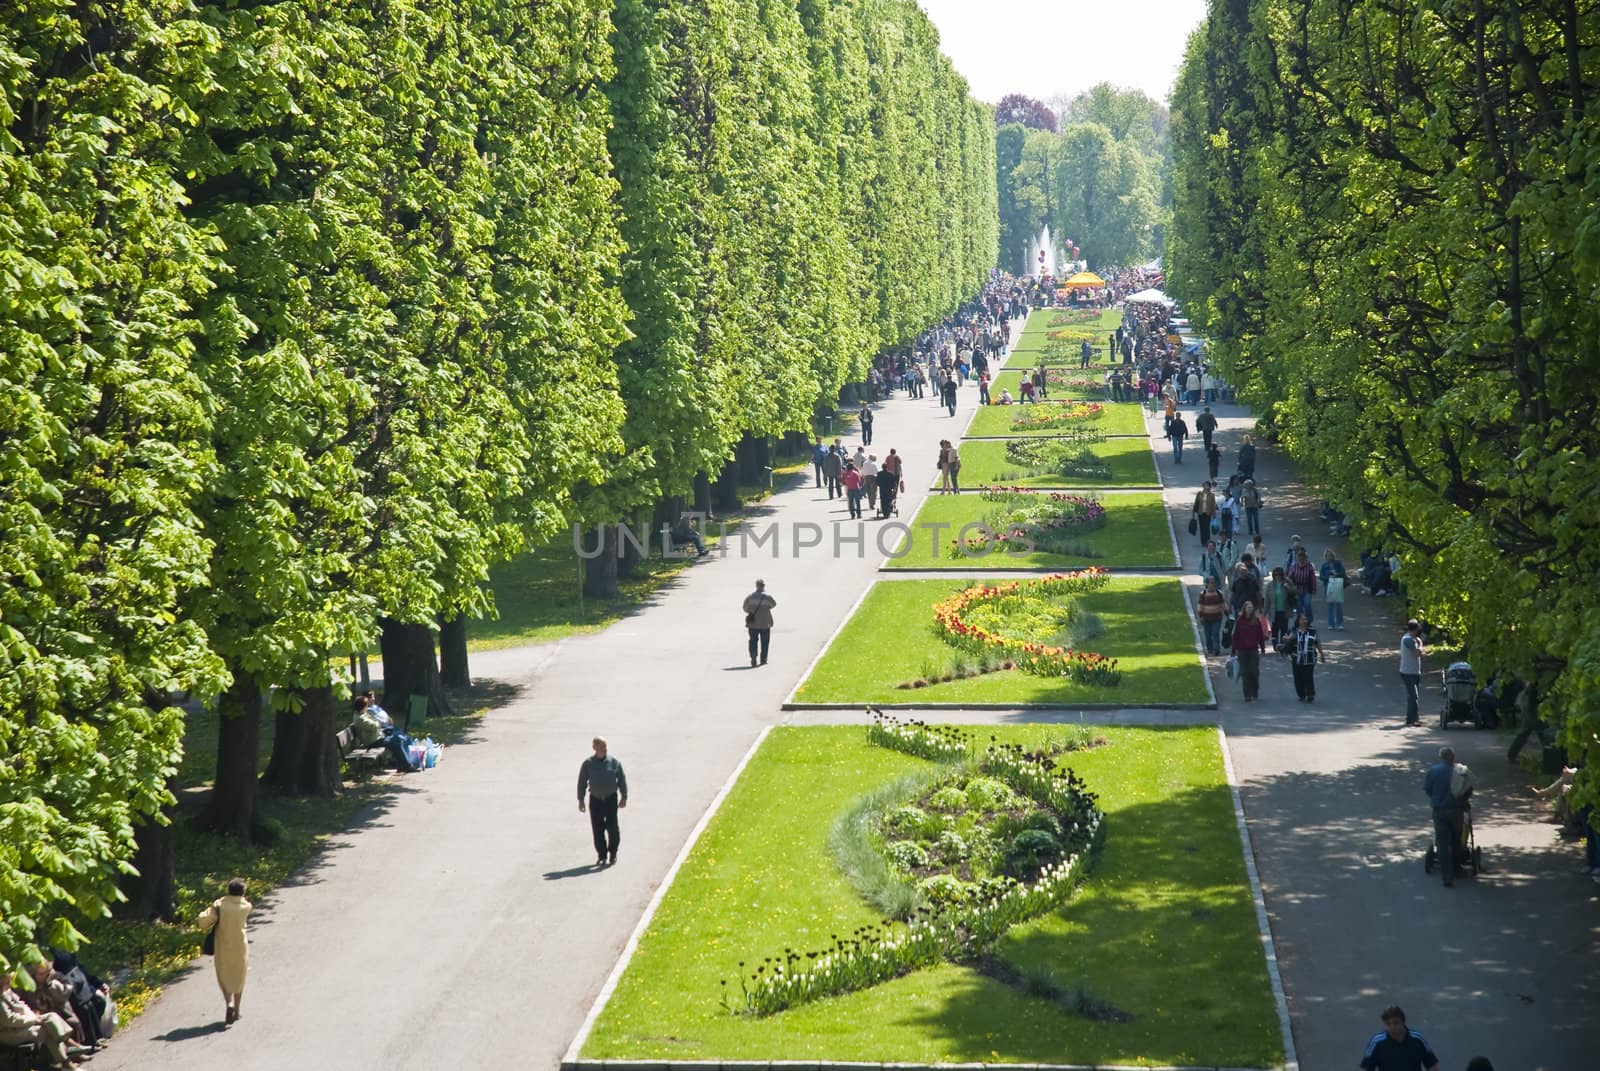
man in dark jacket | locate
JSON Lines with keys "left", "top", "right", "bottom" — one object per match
{"left": 578, "top": 737, "right": 628, "bottom": 867}
{"left": 1194, "top": 406, "right": 1218, "bottom": 451}
{"left": 821, "top": 445, "right": 844, "bottom": 499}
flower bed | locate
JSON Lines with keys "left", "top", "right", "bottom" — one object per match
{"left": 1008, "top": 401, "right": 1105, "bottom": 432}
{"left": 726, "top": 722, "right": 1104, "bottom": 1016}
{"left": 932, "top": 569, "right": 1121, "bottom": 685}
{"left": 1002, "top": 437, "right": 1114, "bottom": 481}
{"left": 948, "top": 489, "right": 1107, "bottom": 558}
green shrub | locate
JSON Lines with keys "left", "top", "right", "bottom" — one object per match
{"left": 933, "top": 830, "right": 969, "bottom": 864}
{"left": 886, "top": 841, "right": 930, "bottom": 871}
{"left": 1002, "top": 827, "right": 1063, "bottom": 877}
{"left": 917, "top": 873, "right": 972, "bottom": 905}
{"left": 965, "top": 776, "right": 1022, "bottom": 810}
{"left": 928, "top": 785, "right": 970, "bottom": 811}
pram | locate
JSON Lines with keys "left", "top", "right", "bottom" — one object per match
{"left": 1424, "top": 794, "right": 1485, "bottom": 878}
{"left": 1440, "top": 661, "right": 1488, "bottom": 728}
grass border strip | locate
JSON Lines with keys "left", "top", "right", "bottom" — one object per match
{"left": 1217, "top": 728, "right": 1299, "bottom": 1071}
{"left": 563, "top": 726, "right": 775, "bottom": 1065}
{"left": 563, "top": 1056, "right": 1273, "bottom": 1062}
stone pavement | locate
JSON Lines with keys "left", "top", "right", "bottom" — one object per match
{"left": 94, "top": 338, "right": 1599, "bottom": 1071}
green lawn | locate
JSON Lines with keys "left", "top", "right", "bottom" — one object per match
{"left": 1006, "top": 307, "right": 1123, "bottom": 369}
{"left": 582, "top": 725, "right": 1280, "bottom": 1067}
{"left": 948, "top": 436, "right": 1160, "bottom": 490}
{"left": 965, "top": 399, "right": 1148, "bottom": 438}
{"left": 884, "top": 492, "right": 1176, "bottom": 571}
{"left": 791, "top": 577, "right": 1207, "bottom": 705}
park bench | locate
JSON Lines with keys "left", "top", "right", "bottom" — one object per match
{"left": 0, "top": 1040, "right": 44, "bottom": 1071}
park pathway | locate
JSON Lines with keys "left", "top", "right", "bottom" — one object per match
{"left": 92, "top": 328, "right": 999, "bottom": 1071}
{"left": 1149, "top": 398, "right": 1600, "bottom": 1070}
{"left": 96, "top": 327, "right": 1599, "bottom": 1071}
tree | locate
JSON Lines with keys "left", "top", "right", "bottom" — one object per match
{"left": 1167, "top": 0, "right": 1600, "bottom": 805}
{"left": 0, "top": 0, "right": 229, "bottom": 973}
{"left": 995, "top": 93, "right": 1057, "bottom": 132}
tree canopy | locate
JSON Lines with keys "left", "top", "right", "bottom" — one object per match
{"left": 994, "top": 83, "right": 1165, "bottom": 273}
{"left": 995, "top": 93, "right": 1057, "bottom": 132}
{"left": 1168, "top": 0, "right": 1600, "bottom": 801}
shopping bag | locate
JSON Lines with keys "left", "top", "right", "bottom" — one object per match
{"left": 1188, "top": 516, "right": 1198, "bottom": 535}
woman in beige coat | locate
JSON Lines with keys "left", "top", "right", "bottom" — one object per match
{"left": 198, "top": 877, "right": 253, "bottom": 1024}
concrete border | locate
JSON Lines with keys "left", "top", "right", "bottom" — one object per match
{"left": 562, "top": 726, "right": 775, "bottom": 1065}
{"left": 1216, "top": 727, "right": 1300, "bottom": 1071}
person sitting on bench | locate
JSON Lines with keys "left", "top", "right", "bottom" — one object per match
{"left": 2, "top": 972, "right": 86, "bottom": 1070}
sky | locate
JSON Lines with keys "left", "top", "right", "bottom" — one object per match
{"left": 916, "top": 0, "right": 1208, "bottom": 107}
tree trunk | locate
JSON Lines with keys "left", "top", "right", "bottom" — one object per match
{"left": 118, "top": 785, "right": 177, "bottom": 921}
{"left": 715, "top": 458, "right": 740, "bottom": 513}
{"left": 380, "top": 617, "right": 453, "bottom": 724}
{"left": 439, "top": 614, "right": 470, "bottom": 687}
{"left": 693, "top": 472, "right": 713, "bottom": 518}
{"left": 581, "top": 525, "right": 620, "bottom": 598}
{"left": 197, "top": 675, "right": 264, "bottom": 841}
{"left": 260, "top": 705, "right": 306, "bottom": 788}
{"left": 839, "top": 382, "right": 859, "bottom": 405}
{"left": 260, "top": 685, "right": 342, "bottom": 797}
{"left": 617, "top": 510, "right": 645, "bottom": 578}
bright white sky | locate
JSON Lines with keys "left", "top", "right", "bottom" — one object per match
{"left": 916, "top": 0, "right": 1208, "bottom": 106}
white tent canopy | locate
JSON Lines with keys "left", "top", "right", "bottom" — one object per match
{"left": 1125, "top": 288, "right": 1174, "bottom": 306}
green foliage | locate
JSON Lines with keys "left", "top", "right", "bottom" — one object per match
{"left": 1167, "top": 0, "right": 1600, "bottom": 801}
{"left": 0, "top": 0, "right": 229, "bottom": 977}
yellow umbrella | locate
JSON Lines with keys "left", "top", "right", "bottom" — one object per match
{"left": 1060, "top": 271, "right": 1106, "bottom": 288}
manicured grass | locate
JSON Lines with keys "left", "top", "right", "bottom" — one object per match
{"left": 965, "top": 399, "right": 1148, "bottom": 438}
{"left": 947, "top": 436, "right": 1160, "bottom": 490}
{"left": 1006, "top": 308, "right": 1123, "bottom": 368}
{"left": 988, "top": 368, "right": 1124, "bottom": 400}
{"left": 582, "top": 725, "right": 1280, "bottom": 1067}
{"left": 884, "top": 492, "right": 1176, "bottom": 571}
{"left": 791, "top": 577, "right": 1207, "bottom": 705}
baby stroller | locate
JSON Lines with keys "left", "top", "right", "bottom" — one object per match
{"left": 1424, "top": 794, "right": 1485, "bottom": 879}
{"left": 1439, "top": 661, "right": 1487, "bottom": 728}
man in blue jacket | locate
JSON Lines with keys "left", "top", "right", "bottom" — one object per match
{"left": 1358, "top": 1005, "right": 1440, "bottom": 1071}
{"left": 1423, "top": 746, "right": 1465, "bottom": 886}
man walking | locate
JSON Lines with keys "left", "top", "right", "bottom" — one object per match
{"left": 1400, "top": 618, "right": 1426, "bottom": 726}
{"left": 1195, "top": 406, "right": 1218, "bottom": 452}
{"left": 859, "top": 404, "right": 874, "bottom": 446}
{"left": 1168, "top": 411, "right": 1189, "bottom": 463}
{"left": 1424, "top": 746, "right": 1468, "bottom": 887}
{"left": 1192, "top": 481, "right": 1216, "bottom": 546}
{"left": 1358, "top": 1006, "right": 1441, "bottom": 1070}
{"left": 743, "top": 579, "right": 776, "bottom": 667}
{"left": 577, "top": 737, "right": 627, "bottom": 867}
{"left": 941, "top": 372, "right": 958, "bottom": 417}
{"left": 811, "top": 438, "right": 826, "bottom": 488}
{"left": 822, "top": 444, "right": 844, "bottom": 500}
{"left": 1080, "top": 339, "right": 1093, "bottom": 368}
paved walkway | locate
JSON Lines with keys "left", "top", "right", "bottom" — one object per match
{"left": 96, "top": 338, "right": 1599, "bottom": 1071}
{"left": 1152, "top": 400, "right": 1600, "bottom": 1071}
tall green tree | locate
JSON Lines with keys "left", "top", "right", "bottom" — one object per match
{"left": 1168, "top": 0, "right": 1600, "bottom": 798}
{"left": 0, "top": 0, "right": 228, "bottom": 973}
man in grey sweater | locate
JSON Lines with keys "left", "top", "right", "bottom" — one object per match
{"left": 578, "top": 737, "right": 628, "bottom": 867}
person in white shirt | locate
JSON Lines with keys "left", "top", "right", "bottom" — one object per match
{"left": 861, "top": 455, "right": 880, "bottom": 513}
